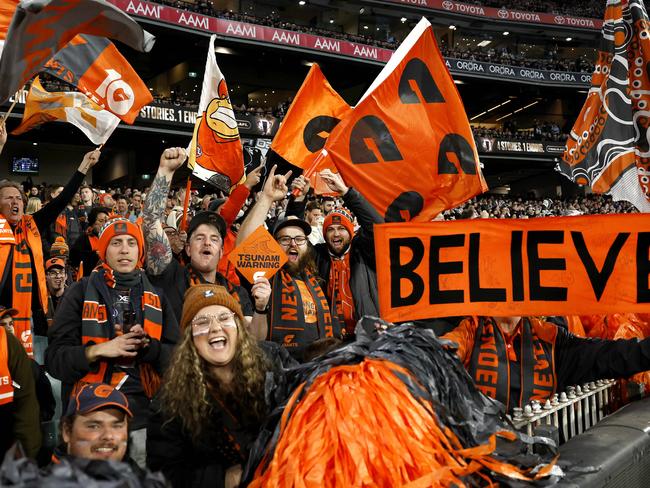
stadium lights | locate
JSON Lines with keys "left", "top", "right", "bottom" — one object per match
{"left": 565, "top": 37, "right": 572, "bottom": 41}
{"left": 497, "top": 101, "right": 539, "bottom": 121}
{"left": 470, "top": 111, "right": 487, "bottom": 120}
{"left": 363, "top": 25, "right": 368, "bottom": 29}
{"left": 329, "top": 19, "right": 334, "bottom": 23}
{"left": 298, "top": 0, "right": 305, "bottom": 5}
{"left": 454, "top": 79, "right": 464, "bottom": 84}
{"left": 503, "top": 31, "right": 509, "bottom": 36}
{"left": 400, "top": 17, "right": 407, "bottom": 23}
{"left": 449, "top": 25, "right": 456, "bottom": 30}
{"left": 477, "top": 40, "right": 492, "bottom": 47}
{"left": 487, "top": 99, "right": 511, "bottom": 112}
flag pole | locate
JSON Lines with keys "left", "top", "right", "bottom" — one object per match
{"left": 2, "top": 83, "right": 27, "bottom": 122}
{"left": 180, "top": 176, "right": 192, "bottom": 232}
{"left": 2, "top": 98, "right": 19, "bottom": 122}
{"left": 291, "top": 149, "right": 327, "bottom": 197}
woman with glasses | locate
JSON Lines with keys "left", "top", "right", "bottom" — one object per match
{"left": 147, "top": 284, "right": 295, "bottom": 488}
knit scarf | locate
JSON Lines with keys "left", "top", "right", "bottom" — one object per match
{"left": 0, "top": 214, "right": 47, "bottom": 357}
{"left": 269, "top": 269, "right": 340, "bottom": 356}
{"left": 467, "top": 317, "right": 556, "bottom": 409}
{"left": 186, "top": 264, "right": 240, "bottom": 302}
{"left": 327, "top": 250, "right": 356, "bottom": 336}
{"left": 79, "top": 263, "right": 163, "bottom": 398}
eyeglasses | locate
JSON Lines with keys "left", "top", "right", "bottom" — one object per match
{"left": 47, "top": 271, "right": 65, "bottom": 278}
{"left": 191, "top": 312, "right": 237, "bottom": 334}
{"left": 277, "top": 235, "right": 307, "bottom": 246}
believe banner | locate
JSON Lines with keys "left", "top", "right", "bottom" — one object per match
{"left": 375, "top": 215, "right": 650, "bottom": 322}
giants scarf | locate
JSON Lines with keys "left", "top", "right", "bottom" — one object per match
{"left": 79, "top": 264, "right": 163, "bottom": 398}
{"left": 468, "top": 317, "right": 556, "bottom": 409}
{"left": 269, "top": 270, "right": 340, "bottom": 355}
{"left": 187, "top": 264, "right": 240, "bottom": 301}
{"left": 327, "top": 251, "right": 356, "bottom": 336}
{"left": 0, "top": 215, "right": 47, "bottom": 357}
{"left": 0, "top": 327, "right": 13, "bottom": 405}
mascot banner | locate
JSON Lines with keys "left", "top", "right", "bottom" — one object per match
{"left": 558, "top": 0, "right": 650, "bottom": 212}
{"left": 188, "top": 34, "right": 244, "bottom": 192}
{"left": 375, "top": 214, "right": 650, "bottom": 321}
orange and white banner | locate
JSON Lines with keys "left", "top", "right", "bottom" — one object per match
{"left": 12, "top": 76, "right": 119, "bottom": 144}
{"left": 323, "top": 17, "right": 487, "bottom": 222}
{"left": 375, "top": 215, "right": 650, "bottom": 322}
{"left": 188, "top": 34, "right": 244, "bottom": 193}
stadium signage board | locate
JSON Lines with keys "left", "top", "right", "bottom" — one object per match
{"left": 3, "top": 90, "right": 279, "bottom": 137}
{"left": 476, "top": 137, "right": 566, "bottom": 155}
{"left": 108, "top": 0, "right": 597, "bottom": 87}
{"left": 445, "top": 59, "right": 591, "bottom": 88}
{"left": 375, "top": 215, "right": 650, "bottom": 321}
{"left": 109, "top": 0, "right": 393, "bottom": 63}
{"left": 383, "top": 0, "right": 602, "bottom": 30}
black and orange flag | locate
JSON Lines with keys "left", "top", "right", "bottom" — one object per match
{"left": 271, "top": 64, "right": 351, "bottom": 170}
{"left": 43, "top": 35, "right": 153, "bottom": 124}
{"left": 558, "top": 0, "right": 650, "bottom": 212}
{"left": 323, "top": 17, "right": 487, "bottom": 222}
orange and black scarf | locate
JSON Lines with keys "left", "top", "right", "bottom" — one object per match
{"left": 269, "top": 269, "right": 340, "bottom": 356}
{"left": 468, "top": 317, "right": 556, "bottom": 409}
{"left": 187, "top": 264, "right": 240, "bottom": 301}
{"left": 79, "top": 263, "right": 163, "bottom": 398}
{"left": 0, "top": 215, "right": 47, "bottom": 357}
{"left": 0, "top": 327, "right": 13, "bottom": 405}
{"left": 327, "top": 250, "right": 356, "bottom": 336}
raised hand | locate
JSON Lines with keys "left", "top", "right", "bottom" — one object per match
{"left": 159, "top": 147, "right": 187, "bottom": 174}
{"left": 78, "top": 149, "right": 101, "bottom": 174}
{"left": 319, "top": 169, "right": 348, "bottom": 195}
{"left": 244, "top": 161, "right": 265, "bottom": 190}
{"left": 262, "top": 165, "right": 292, "bottom": 202}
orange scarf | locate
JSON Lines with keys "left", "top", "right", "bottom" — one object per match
{"left": 0, "top": 327, "right": 13, "bottom": 405}
{"left": 0, "top": 214, "right": 47, "bottom": 357}
{"left": 327, "top": 252, "right": 356, "bottom": 335}
{"left": 55, "top": 214, "right": 67, "bottom": 239}
{"left": 78, "top": 263, "right": 163, "bottom": 398}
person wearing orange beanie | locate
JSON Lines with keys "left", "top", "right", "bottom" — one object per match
{"left": 46, "top": 216, "right": 180, "bottom": 468}
{"left": 147, "top": 284, "right": 296, "bottom": 488}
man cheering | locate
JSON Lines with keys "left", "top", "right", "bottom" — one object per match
{"left": 143, "top": 148, "right": 269, "bottom": 340}
{"left": 237, "top": 166, "right": 341, "bottom": 360}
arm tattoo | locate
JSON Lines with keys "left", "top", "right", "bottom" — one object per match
{"left": 143, "top": 172, "right": 173, "bottom": 275}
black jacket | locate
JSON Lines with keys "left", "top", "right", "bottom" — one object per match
{"left": 313, "top": 188, "right": 383, "bottom": 323}
{"left": 45, "top": 277, "right": 180, "bottom": 428}
{"left": 146, "top": 342, "right": 296, "bottom": 488}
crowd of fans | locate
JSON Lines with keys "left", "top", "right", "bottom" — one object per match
{"left": 441, "top": 45, "right": 595, "bottom": 73}
{"left": 3, "top": 128, "right": 650, "bottom": 486}
{"left": 472, "top": 120, "right": 569, "bottom": 143}
{"left": 445, "top": 193, "right": 638, "bottom": 220}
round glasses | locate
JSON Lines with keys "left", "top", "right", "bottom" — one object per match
{"left": 191, "top": 312, "right": 237, "bottom": 334}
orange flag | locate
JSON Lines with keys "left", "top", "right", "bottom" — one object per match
{"left": 271, "top": 64, "right": 351, "bottom": 195}
{"left": 44, "top": 35, "right": 153, "bottom": 124}
{"left": 271, "top": 64, "right": 351, "bottom": 170}
{"left": 323, "top": 17, "right": 487, "bottom": 222}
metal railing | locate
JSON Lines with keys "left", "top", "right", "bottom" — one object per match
{"left": 509, "top": 379, "right": 618, "bottom": 445}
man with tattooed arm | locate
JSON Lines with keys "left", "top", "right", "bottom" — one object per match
{"left": 142, "top": 148, "right": 269, "bottom": 340}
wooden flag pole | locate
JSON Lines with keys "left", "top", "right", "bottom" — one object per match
{"left": 180, "top": 176, "right": 192, "bottom": 232}
{"left": 2, "top": 98, "right": 19, "bottom": 122}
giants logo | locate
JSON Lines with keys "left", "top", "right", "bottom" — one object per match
{"left": 95, "top": 69, "right": 135, "bottom": 116}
